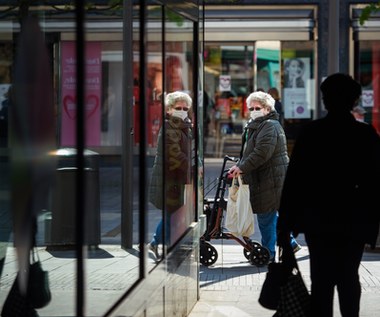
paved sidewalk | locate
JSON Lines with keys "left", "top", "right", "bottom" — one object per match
{"left": 188, "top": 239, "right": 380, "bottom": 317}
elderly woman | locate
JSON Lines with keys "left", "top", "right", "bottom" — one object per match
{"left": 229, "top": 91, "right": 300, "bottom": 260}
{"left": 148, "top": 91, "right": 193, "bottom": 260}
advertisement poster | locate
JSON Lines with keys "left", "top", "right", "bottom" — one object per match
{"left": 60, "top": 41, "right": 102, "bottom": 146}
{"left": 219, "top": 75, "right": 231, "bottom": 92}
{"left": 283, "top": 57, "right": 311, "bottom": 119}
{"left": 362, "top": 90, "right": 374, "bottom": 108}
{"left": 284, "top": 88, "right": 310, "bottom": 119}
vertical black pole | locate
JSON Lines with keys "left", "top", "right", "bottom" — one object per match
{"left": 121, "top": 0, "right": 134, "bottom": 249}
{"left": 161, "top": 5, "right": 166, "bottom": 258}
{"left": 193, "top": 21, "right": 199, "bottom": 221}
{"left": 75, "top": 2, "right": 85, "bottom": 316}
{"left": 139, "top": 0, "right": 147, "bottom": 275}
{"left": 328, "top": 0, "right": 340, "bottom": 74}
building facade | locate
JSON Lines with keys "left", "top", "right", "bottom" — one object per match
{"left": 0, "top": 1, "right": 379, "bottom": 317}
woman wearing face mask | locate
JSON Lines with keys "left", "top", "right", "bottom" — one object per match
{"left": 228, "top": 91, "right": 300, "bottom": 261}
{"left": 148, "top": 91, "right": 193, "bottom": 260}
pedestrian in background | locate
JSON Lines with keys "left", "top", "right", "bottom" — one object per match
{"left": 228, "top": 91, "right": 300, "bottom": 261}
{"left": 148, "top": 91, "right": 193, "bottom": 260}
{"left": 268, "top": 87, "right": 284, "bottom": 126}
{"left": 278, "top": 73, "right": 380, "bottom": 317}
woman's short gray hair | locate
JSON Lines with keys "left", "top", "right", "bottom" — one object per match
{"left": 165, "top": 91, "right": 192, "bottom": 109}
{"left": 246, "top": 91, "right": 275, "bottom": 111}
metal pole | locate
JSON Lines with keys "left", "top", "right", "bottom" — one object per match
{"left": 75, "top": 2, "right": 85, "bottom": 316}
{"left": 328, "top": 0, "right": 340, "bottom": 74}
{"left": 121, "top": 0, "right": 134, "bottom": 249}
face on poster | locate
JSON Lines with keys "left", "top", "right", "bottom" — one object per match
{"left": 219, "top": 75, "right": 231, "bottom": 92}
{"left": 283, "top": 57, "right": 311, "bottom": 119}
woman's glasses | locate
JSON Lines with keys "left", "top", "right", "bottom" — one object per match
{"left": 249, "top": 106, "right": 263, "bottom": 111}
{"left": 174, "top": 106, "right": 189, "bottom": 111}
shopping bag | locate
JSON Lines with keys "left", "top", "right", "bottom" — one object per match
{"left": 225, "top": 175, "right": 254, "bottom": 237}
{"left": 1, "top": 247, "right": 51, "bottom": 317}
{"left": 258, "top": 259, "right": 289, "bottom": 310}
{"left": 274, "top": 270, "right": 311, "bottom": 317}
{"left": 1, "top": 278, "right": 39, "bottom": 317}
{"left": 28, "top": 248, "right": 51, "bottom": 309}
{"left": 259, "top": 237, "right": 310, "bottom": 317}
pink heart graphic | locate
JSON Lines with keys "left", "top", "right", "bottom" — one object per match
{"left": 63, "top": 94, "right": 99, "bottom": 120}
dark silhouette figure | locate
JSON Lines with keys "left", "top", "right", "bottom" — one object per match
{"left": 278, "top": 73, "right": 380, "bottom": 317}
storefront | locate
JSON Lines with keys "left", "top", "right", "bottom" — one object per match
{"left": 203, "top": 5, "right": 317, "bottom": 157}
{"left": 202, "top": 2, "right": 380, "bottom": 158}
{"left": 351, "top": 5, "right": 380, "bottom": 135}
{"left": 0, "top": 1, "right": 204, "bottom": 317}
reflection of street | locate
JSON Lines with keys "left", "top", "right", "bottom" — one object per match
{"left": 98, "top": 164, "right": 160, "bottom": 246}
{"left": 0, "top": 161, "right": 159, "bottom": 316}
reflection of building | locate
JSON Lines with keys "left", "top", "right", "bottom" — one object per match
{"left": 0, "top": 3, "right": 202, "bottom": 317}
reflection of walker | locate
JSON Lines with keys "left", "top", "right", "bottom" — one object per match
{"left": 200, "top": 155, "right": 270, "bottom": 267}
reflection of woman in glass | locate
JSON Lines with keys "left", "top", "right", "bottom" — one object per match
{"left": 284, "top": 58, "right": 305, "bottom": 88}
{"left": 148, "top": 91, "right": 193, "bottom": 260}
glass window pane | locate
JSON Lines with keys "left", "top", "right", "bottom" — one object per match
{"left": 164, "top": 9, "right": 195, "bottom": 248}
{"left": 358, "top": 40, "right": 380, "bottom": 133}
{"left": 281, "top": 41, "right": 315, "bottom": 152}
{"left": 146, "top": 5, "right": 164, "bottom": 265}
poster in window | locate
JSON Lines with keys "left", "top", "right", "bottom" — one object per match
{"left": 60, "top": 41, "right": 102, "bottom": 146}
{"left": 219, "top": 75, "right": 231, "bottom": 92}
{"left": 362, "top": 90, "right": 374, "bottom": 108}
{"left": 283, "top": 57, "right": 311, "bottom": 119}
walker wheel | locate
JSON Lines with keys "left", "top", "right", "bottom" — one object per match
{"left": 243, "top": 240, "right": 262, "bottom": 260}
{"left": 200, "top": 241, "right": 218, "bottom": 266}
{"left": 249, "top": 245, "right": 270, "bottom": 267}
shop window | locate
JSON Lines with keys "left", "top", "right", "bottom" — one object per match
{"left": 281, "top": 41, "right": 315, "bottom": 146}
{"left": 358, "top": 40, "right": 380, "bottom": 134}
{"left": 204, "top": 44, "right": 254, "bottom": 158}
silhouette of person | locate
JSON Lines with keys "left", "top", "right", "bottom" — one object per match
{"left": 278, "top": 73, "right": 380, "bottom": 317}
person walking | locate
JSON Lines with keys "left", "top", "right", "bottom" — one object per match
{"left": 228, "top": 91, "right": 300, "bottom": 261}
{"left": 277, "top": 73, "right": 380, "bottom": 317}
{"left": 148, "top": 91, "right": 193, "bottom": 260}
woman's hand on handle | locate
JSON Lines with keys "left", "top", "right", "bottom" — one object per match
{"left": 228, "top": 165, "right": 242, "bottom": 178}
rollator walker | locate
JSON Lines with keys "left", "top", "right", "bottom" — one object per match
{"left": 200, "top": 155, "right": 270, "bottom": 267}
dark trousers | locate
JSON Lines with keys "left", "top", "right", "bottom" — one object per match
{"left": 305, "top": 234, "right": 365, "bottom": 317}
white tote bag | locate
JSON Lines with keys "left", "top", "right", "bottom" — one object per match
{"left": 225, "top": 175, "right": 254, "bottom": 237}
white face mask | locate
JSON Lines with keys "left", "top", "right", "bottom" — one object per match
{"left": 250, "top": 110, "right": 264, "bottom": 120}
{"left": 171, "top": 110, "right": 188, "bottom": 121}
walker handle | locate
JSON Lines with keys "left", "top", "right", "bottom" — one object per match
{"left": 224, "top": 155, "right": 239, "bottom": 163}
